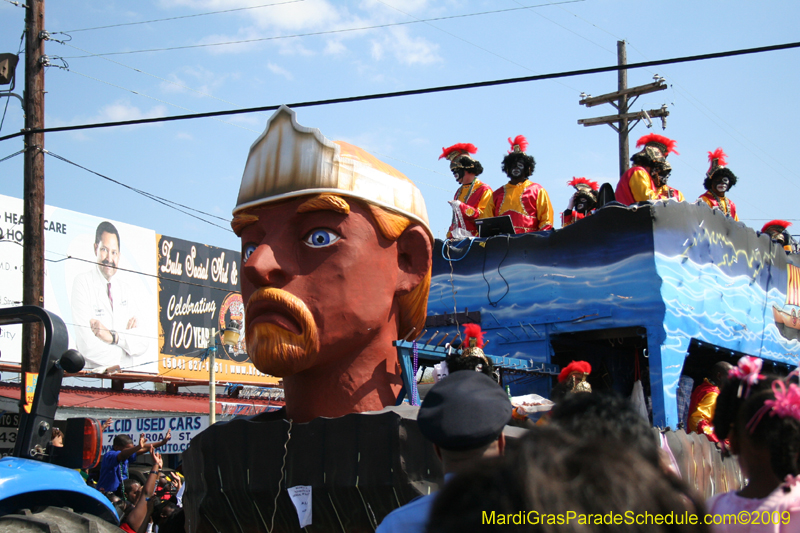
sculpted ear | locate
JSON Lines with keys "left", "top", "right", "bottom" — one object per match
{"left": 395, "top": 225, "right": 432, "bottom": 295}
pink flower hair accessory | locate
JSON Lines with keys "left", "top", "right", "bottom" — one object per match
{"left": 729, "top": 356, "right": 765, "bottom": 398}
{"left": 746, "top": 379, "right": 800, "bottom": 434}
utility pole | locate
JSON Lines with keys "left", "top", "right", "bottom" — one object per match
{"left": 617, "top": 41, "right": 629, "bottom": 176}
{"left": 22, "top": 0, "right": 46, "bottom": 375}
{"left": 578, "top": 41, "right": 670, "bottom": 177}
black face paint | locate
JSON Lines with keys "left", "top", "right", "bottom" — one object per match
{"left": 453, "top": 168, "right": 465, "bottom": 182}
{"left": 575, "top": 195, "right": 591, "bottom": 213}
{"left": 713, "top": 176, "right": 729, "bottom": 194}
{"left": 509, "top": 161, "right": 525, "bottom": 178}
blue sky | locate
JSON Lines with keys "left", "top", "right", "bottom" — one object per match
{"left": 1, "top": 0, "right": 798, "bottom": 251}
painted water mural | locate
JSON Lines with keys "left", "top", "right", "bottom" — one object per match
{"left": 428, "top": 200, "right": 800, "bottom": 427}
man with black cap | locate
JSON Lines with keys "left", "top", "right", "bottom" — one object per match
{"left": 376, "top": 371, "right": 511, "bottom": 533}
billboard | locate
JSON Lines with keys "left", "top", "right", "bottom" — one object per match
{"left": 157, "top": 235, "right": 277, "bottom": 384}
{"left": 0, "top": 194, "right": 277, "bottom": 385}
{"left": 0, "top": 195, "right": 159, "bottom": 373}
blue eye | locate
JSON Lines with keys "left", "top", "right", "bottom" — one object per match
{"left": 304, "top": 229, "right": 340, "bottom": 248}
{"left": 243, "top": 244, "right": 256, "bottom": 263}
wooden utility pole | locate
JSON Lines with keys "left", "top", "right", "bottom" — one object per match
{"left": 617, "top": 41, "right": 629, "bottom": 175}
{"left": 22, "top": 0, "right": 46, "bottom": 374}
{"left": 578, "top": 41, "right": 670, "bottom": 177}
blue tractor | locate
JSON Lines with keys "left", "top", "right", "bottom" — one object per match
{"left": 0, "top": 306, "right": 119, "bottom": 531}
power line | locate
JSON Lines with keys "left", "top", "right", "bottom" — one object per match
{"left": 60, "top": 1, "right": 586, "bottom": 59}
{"left": 3, "top": 40, "right": 799, "bottom": 143}
{"left": 1, "top": 240, "right": 241, "bottom": 293}
{"left": 61, "top": 42, "right": 257, "bottom": 112}
{"left": 60, "top": 0, "right": 305, "bottom": 33}
{"left": 64, "top": 68, "right": 260, "bottom": 134}
{"left": 42, "top": 149, "right": 234, "bottom": 231}
{"left": 375, "top": 0, "right": 581, "bottom": 94}
{"left": 0, "top": 149, "right": 24, "bottom": 163}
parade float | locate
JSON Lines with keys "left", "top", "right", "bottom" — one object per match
{"left": 183, "top": 106, "right": 797, "bottom": 531}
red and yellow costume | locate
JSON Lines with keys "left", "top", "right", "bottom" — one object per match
{"left": 562, "top": 177, "right": 599, "bottom": 227}
{"left": 699, "top": 148, "right": 739, "bottom": 221}
{"left": 562, "top": 211, "right": 587, "bottom": 227}
{"left": 687, "top": 378, "right": 720, "bottom": 442}
{"left": 616, "top": 134, "right": 679, "bottom": 205}
{"left": 493, "top": 181, "right": 554, "bottom": 233}
{"left": 659, "top": 185, "right": 684, "bottom": 202}
{"left": 698, "top": 191, "right": 738, "bottom": 221}
{"left": 615, "top": 166, "right": 660, "bottom": 205}
{"left": 449, "top": 179, "right": 494, "bottom": 237}
{"left": 762, "top": 220, "right": 794, "bottom": 253}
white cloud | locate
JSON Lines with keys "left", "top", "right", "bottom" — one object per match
{"left": 371, "top": 26, "right": 440, "bottom": 65}
{"left": 267, "top": 62, "right": 294, "bottom": 80}
{"left": 176, "top": 132, "right": 194, "bottom": 141}
{"left": 159, "top": 66, "right": 233, "bottom": 103}
{"left": 324, "top": 39, "right": 347, "bottom": 55}
{"left": 158, "top": 0, "right": 442, "bottom": 64}
{"left": 89, "top": 100, "right": 168, "bottom": 123}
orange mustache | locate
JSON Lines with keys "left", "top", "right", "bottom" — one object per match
{"left": 245, "top": 288, "right": 319, "bottom": 377}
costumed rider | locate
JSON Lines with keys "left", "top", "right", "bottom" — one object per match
{"left": 761, "top": 220, "right": 797, "bottom": 254}
{"left": 535, "top": 360, "right": 592, "bottom": 426}
{"left": 562, "top": 177, "right": 599, "bottom": 227}
{"left": 687, "top": 361, "right": 733, "bottom": 442}
{"left": 440, "top": 143, "right": 494, "bottom": 239}
{"left": 492, "top": 135, "right": 554, "bottom": 233}
{"left": 438, "top": 324, "right": 496, "bottom": 381}
{"left": 656, "top": 160, "right": 684, "bottom": 201}
{"left": 698, "top": 148, "right": 738, "bottom": 221}
{"left": 558, "top": 360, "right": 593, "bottom": 393}
{"left": 615, "top": 133, "right": 680, "bottom": 205}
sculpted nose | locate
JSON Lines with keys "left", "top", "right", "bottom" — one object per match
{"left": 243, "top": 244, "right": 292, "bottom": 288}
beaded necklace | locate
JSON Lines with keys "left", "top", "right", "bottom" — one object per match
{"left": 710, "top": 191, "right": 729, "bottom": 216}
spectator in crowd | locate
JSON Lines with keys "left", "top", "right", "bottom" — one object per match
{"left": 708, "top": 357, "right": 800, "bottom": 531}
{"left": 427, "top": 426, "right": 708, "bottom": 533}
{"left": 153, "top": 500, "right": 180, "bottom": 529}
{"left": 123, "top": 478, "right": 142, "bottom": 504}
{"left": 376, "top": 371, "right": 512, "bottom": 532}
{"left": 549, "top": 389, "right": 663, "bottom": 470}
{"left": 121, "top": 446, "right": 163, "bottom": 533}
{"left": 50, "top": 427, "right": 63, "bottom": 448}
{"left": 97, "top": 430, "right": 171, "bottom": 497}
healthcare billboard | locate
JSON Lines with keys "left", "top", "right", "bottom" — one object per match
{"left": 0, "top": 194, "right": 275, "bottom": 385}
{"left": 0, "top": 194, "right": 159, "bottom": 373}
{"left": 157, "top": 234, "right": 278, "bottom": 384}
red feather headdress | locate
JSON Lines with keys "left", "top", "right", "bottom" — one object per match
{"left": 707, "top": 147, "right": 727, "bottom": 168}
{"left": 705, "top": 147, "right": 728, "bottom": 178}
{"left": 636, "top": 133, "right": 679, "bottom": 156}
{"left": 507, "top": 135, "right": 528, "bottom": 154}
{"left": 567, "top": 177, "right": 599, "bottom": 192}
{"left": 463, "top": 323, "right": 484, "bottom": 348}
{"left": 558, "top": 360, "right": 591, "bottom": 383}
{"left": 439, "top": 143, "right": 478, "bottom": 161}
{"left": 762, "top": 220, "right": 792, "bottom": 233}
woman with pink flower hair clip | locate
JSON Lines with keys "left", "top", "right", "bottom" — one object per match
{"left": 707, "top": 360, "right": 800, "bottom": 532}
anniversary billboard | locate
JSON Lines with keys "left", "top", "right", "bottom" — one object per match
{"left": 157, "top": 234, "right": 278, "bottom": 385}
{"left": 0, "top": 194, "right": 159, "bottom": 373}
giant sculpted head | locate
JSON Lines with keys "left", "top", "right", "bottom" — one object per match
{"left": 232, "top": 106, "right": 433, "bottom": 422}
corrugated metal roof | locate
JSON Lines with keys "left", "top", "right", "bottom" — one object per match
{"left": 0, "top": 382, "right": 284, "bottom": 414}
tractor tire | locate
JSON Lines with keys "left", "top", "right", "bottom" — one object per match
{"left": 0, "top": 506, "right": 119, "bottom": 532}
